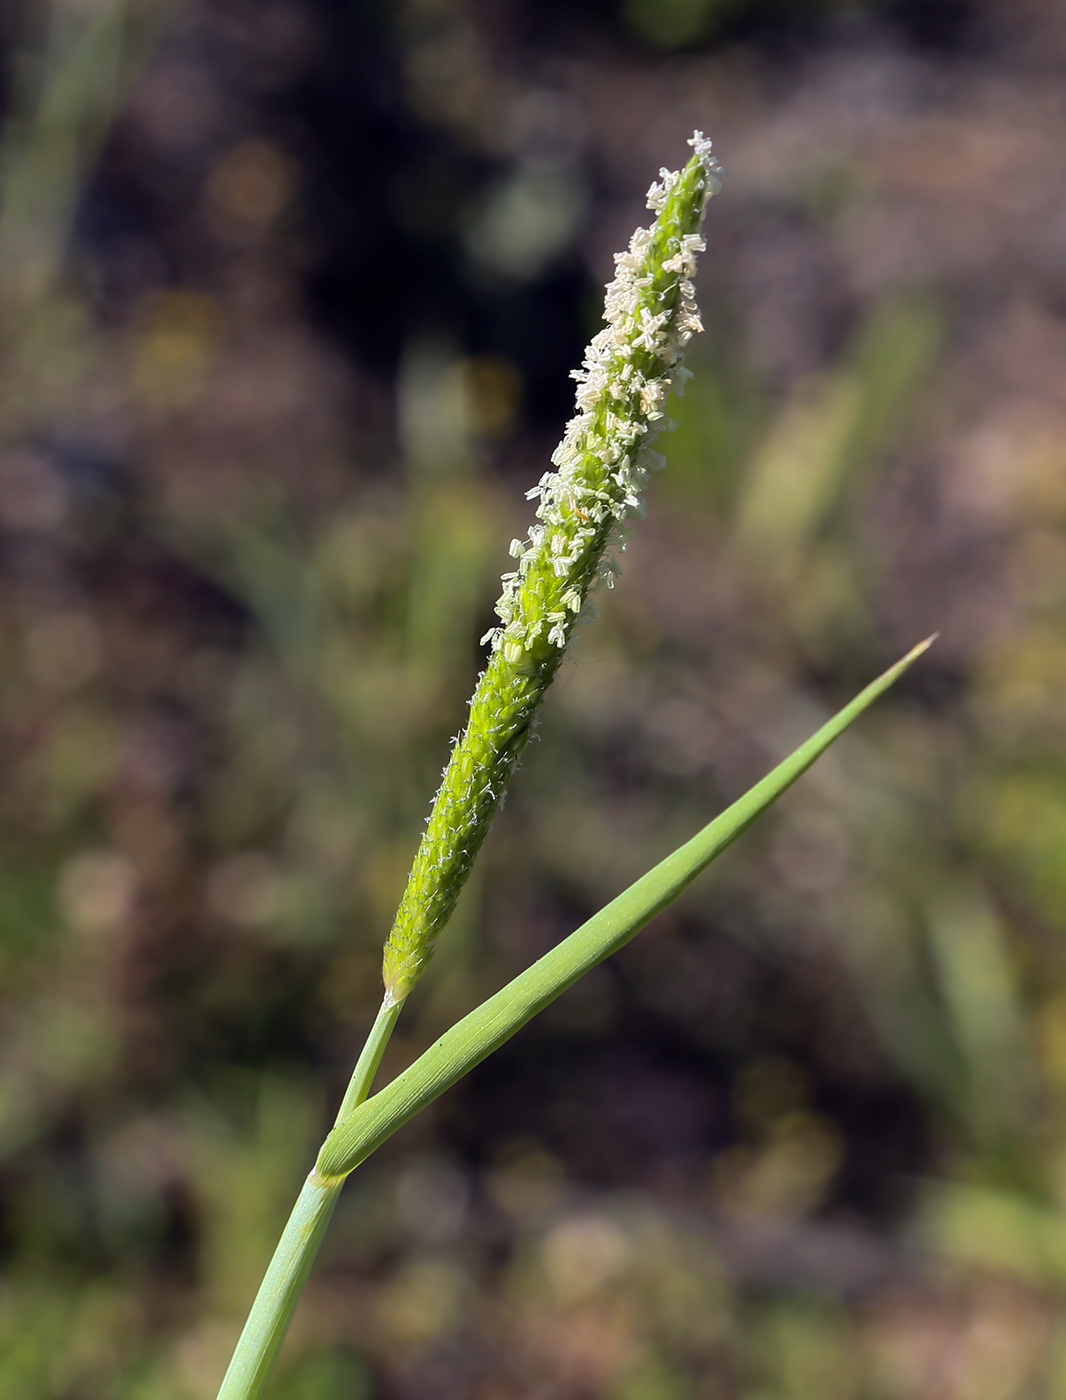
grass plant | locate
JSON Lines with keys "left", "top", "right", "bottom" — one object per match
{"left": 8, "top": 7, "right": 1066, "bottom": 1393}
{"left": 214, "top": 133, "right": 932, "bottom": 1400}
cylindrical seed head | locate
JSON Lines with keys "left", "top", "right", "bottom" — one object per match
{"left": 382, "top": 133, "right": 723, "bottom": 1004}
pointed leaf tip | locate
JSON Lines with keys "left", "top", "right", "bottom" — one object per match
{"left": 875, "top": 633, "right": 936, "bottom": 688}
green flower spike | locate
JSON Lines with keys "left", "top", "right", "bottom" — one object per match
{"left": 382, "top": 132, "right": 724, "bottom": 1004}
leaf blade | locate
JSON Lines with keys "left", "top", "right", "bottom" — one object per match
{"left": 317, "top": 637, "right": 934, "bottom": 1180}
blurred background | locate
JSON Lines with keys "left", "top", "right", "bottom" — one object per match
{"left": 2, "top": 0, "right": 1066, "bottom": 1395}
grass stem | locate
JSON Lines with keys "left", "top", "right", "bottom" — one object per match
{"left": 215, "top": 1172, "right": 342, "bottom": 1400}
{"left": 216, "top": 995, "right": 404, "bottom": 1400}
{"left": 334, "top": 996, "right": 404, "bottom": 1125}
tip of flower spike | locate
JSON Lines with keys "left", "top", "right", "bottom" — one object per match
{"left": 688, "top": 131, "right": 724, "bottom": 194}
{"left": 687, "top": 130, "right": 721, "bottom": 170}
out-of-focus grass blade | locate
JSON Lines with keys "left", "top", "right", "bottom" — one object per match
{"left": 0, "top": 0, "right": 130, "bottom": 320}
{"left": 735, "top": 296, "right": 941, "bottom": 564}
{"left": 317, "top": 636, "right": 935, "bottom": 1180}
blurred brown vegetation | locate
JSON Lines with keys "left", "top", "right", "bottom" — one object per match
{"left": 3, "top": 0, "right": 1066, "bottom": 1395}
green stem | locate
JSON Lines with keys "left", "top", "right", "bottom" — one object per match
{"left": 333, "top": 995, "right": 404, "bottom": 1125}
{"left": 215, "top": 1172, "right": 342, "bottom": 1400}
{"left": 215, "top": 996, "right": 403, "bottom": 1400}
